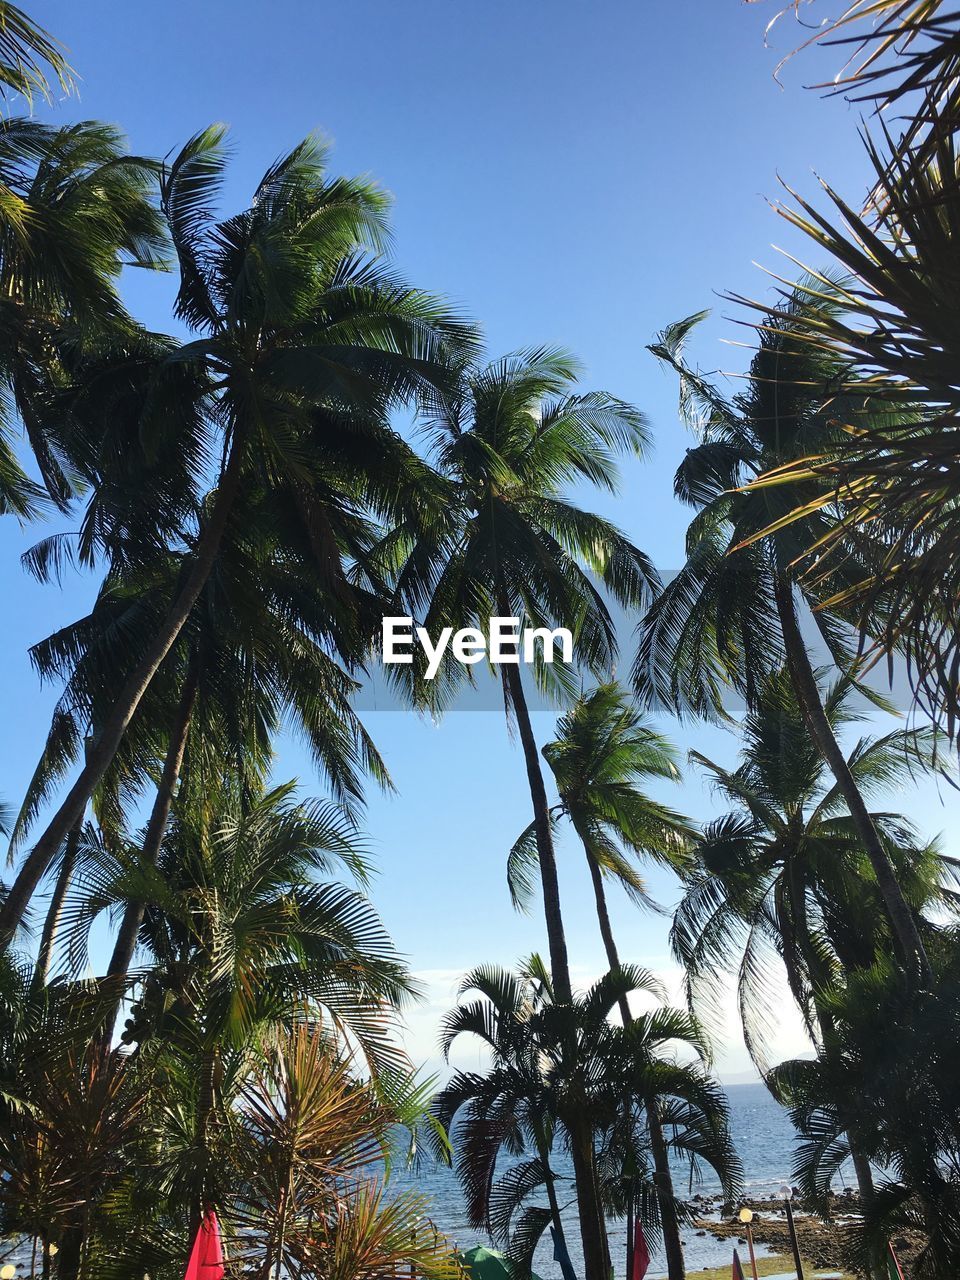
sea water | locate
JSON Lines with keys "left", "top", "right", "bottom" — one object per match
{"left": 391, "top": 1081, "right": 855, "bottom": 1278}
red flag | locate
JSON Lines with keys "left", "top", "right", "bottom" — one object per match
{"left": 183, "top": 1209, "right": 225, "bottom": 1280}
{"left": 631, "top": 1221, "right": 650, "bottom": 1280}
{"left": 732, "top": 1249, "right": 746, "bottom": 1280}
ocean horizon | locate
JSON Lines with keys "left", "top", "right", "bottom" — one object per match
{"left": 393, "top": 1081, "right": 848, "bottom": 1279}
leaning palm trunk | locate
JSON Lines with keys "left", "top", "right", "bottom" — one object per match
{"left": 773, "top": 576, "right": 931, "bottom": 983}
{"left": 584, "top": 849, "right": 686, "bottom": 1280}
{"left": 99, "top": 667, "right": 199, "bottom": 1046}
{"left": 33, "top": 816, "right": 82, "bottom": 987}
{"left": 498, "top": 653, "right": 610, "bottom": 1280}
{"left": 0, "top": 433, "right": 245, "bottom": 949}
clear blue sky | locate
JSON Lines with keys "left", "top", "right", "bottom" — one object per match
{"left": 2, "top": 1, "right": 957, "bottom": 1077}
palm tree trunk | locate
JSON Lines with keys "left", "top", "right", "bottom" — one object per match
{"left": 498, "top": 656, "right": 572, "bottom": 1002}
{"left": 536, "top": 1131, "right": 577, "bottom": 1280}
{"left": 99, "top": 667, "right": 199, "bottom": 1047}
{"left": 773, "top": 576, "right": 930, "bottom": 983}
{"left": 497, "top": 652, "right": 609, "bottom": 1280}
{"left": 33, "top": 818, "right": 81, "bottom": 988}
{"left": 0, "top": 432, "right": 244, "bottom": 950}
{"left": 584, "top": 850, "right": 686, "bottom": 1280}
{"left": 193, "top": 1043, "right": 219, "bottom": 1231}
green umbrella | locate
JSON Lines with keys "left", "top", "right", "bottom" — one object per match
{"left": 458, "top": 1245, "right": 546, "bottom": 1280}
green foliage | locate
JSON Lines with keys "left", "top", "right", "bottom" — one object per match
{"left": 433, "top": 959, "right": 741, "bottom": 1277}
{"left": 674, "top": 667, "right": 954, "bottom": 1072}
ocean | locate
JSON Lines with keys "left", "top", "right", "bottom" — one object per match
{"left": 392, "top": 1081, "right": 842, "bottom": 1278}
{"left": 0, "top": 1083, "right": 828, "bottom": 1276}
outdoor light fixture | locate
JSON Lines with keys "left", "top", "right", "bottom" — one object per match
{"left": 778, "top": 1182, "right": 805, "bottom": 1279}
{"left": 1, "top": 1266, "right": 15, "bottom": 1279}
{"left": 737, "top": 1207, "right": 759, "bottom": 1279}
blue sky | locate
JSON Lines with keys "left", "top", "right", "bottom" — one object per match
{"left": 2, "top": 0, "right": 957, "bottom": 1078}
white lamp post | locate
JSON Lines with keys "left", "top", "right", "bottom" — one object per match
{"left": 778, "top": 1183, "right": 804, "bottom": 1279}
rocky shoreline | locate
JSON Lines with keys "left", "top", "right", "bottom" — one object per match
{"left": 689, "top": 1190, "right": 923, "bottom": 1277}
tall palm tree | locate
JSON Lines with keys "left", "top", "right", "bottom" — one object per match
{"left": 674, "top": 667, "right": 950, "bottom": 1067}
{"left": 18, "top": 483, "right": 395, "bottom": 1013}
{"left": 0, "top": 129, "right": 476, "bottom": 946}
{"left": 391, "top": 350, "right": 656, "bottom": 1280}
{"left": 393, "top": 350, "right": 655, "bottom": 999}
{"left": 736, "top": 106, "right": 960, "bottom": 747}
{"left": 635, "top": 293, "right": 931, "bottom": 979}
{"left": 511, "top": 683, "right": 693, "bottom": 1280}
{"left": 673, "top": 667, "right": 957, "bottom": 1206}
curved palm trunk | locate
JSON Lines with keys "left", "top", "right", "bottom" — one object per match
{"left": 33, "top": 817, "right": 82, "bottom": 988}
{"left": 99, "top": 667, "right": 199, "bottom": 1047}
{"left": 498, "top": 654, "right": 609, "bottom": 1280}
{"left": 0, "top": 432, "right": 244, "bottom": 950}
{"left": 773, "top": 576, "right": 930, "bottom": 983}
{"left": 584, "top": 850, "right": 686, "bottom": 1280}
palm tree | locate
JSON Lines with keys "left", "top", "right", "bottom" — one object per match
{"left": 391, "top": 350, "right": 656, "bottom": 1280}
{"left": 431, "top": 959, "right": 578, "bottom": 1280}
{"left": 0, "top": 119, "right": 164, "bottom": 516}
{"left": 673, "top": 667, "right": 957, "bottom": 1202}
{"left": 51, "top": 777, "right": 417, "bottom": 1255}
{"left": 635, "top": 293, "right": 931, "bottom": 979}
{"left": 736, "top": 108, "right": 960, "bottom": 748}
{"left": 508, "top": 682, "right": 693, "bottom": 1279}
{"left": 0, "top": 128, "right": 476, "bottom": 946}
{"left": 62, "top": 781, "right": 413, "bottom": 1072}
{"left": 434, "top": 959, "right": 741, "bottom": 1279}
{"left": 770, "top": 942, "right": 960, "bottom": 1280}
{"left": 18, "top": 487, "right": 394, "bottom": 1018}
{"left": 674, "top": 665, "right": 951, "bottom": 1061}
{"left": 0, "top": 4, "right": 73, "bottom": 105}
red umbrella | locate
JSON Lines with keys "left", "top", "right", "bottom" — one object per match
{"left": 183, "top": 1208, "right": 225, "bottom": 1280}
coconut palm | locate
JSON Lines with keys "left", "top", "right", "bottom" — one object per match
{"left": 674, "top": 667, "right": 952, "bottom": 1068}
{"left": 391, "top": 350, "right": 656, "bottom": 1280}
{"left": 0, "top": 119, "right": 165, "bottom": 516}
{"left": 392, "top": 350, "right": 656, "bottom": 999}
{"left": 19, "top": 481, "right": 395, "bottom": 1017}
{"left": 61, "top": 781, "right": 412, "bottom": 1072}
{"left": 635, "top": 291, "right": 931, "bottom": 979}
{"left": 0, "top": 128, "right": 476, "bottom": 946}
{"left": 735, "top": 105, "right": 960, "bottom": 750}
{"left": 674, "top": 666, "right": 958, "bottom": 1213}
{"left": 508, "top": 682, "right": 693, "bottom": 1279}
{"left": 0, "top": 4, "right": 73, "bottom": 105}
